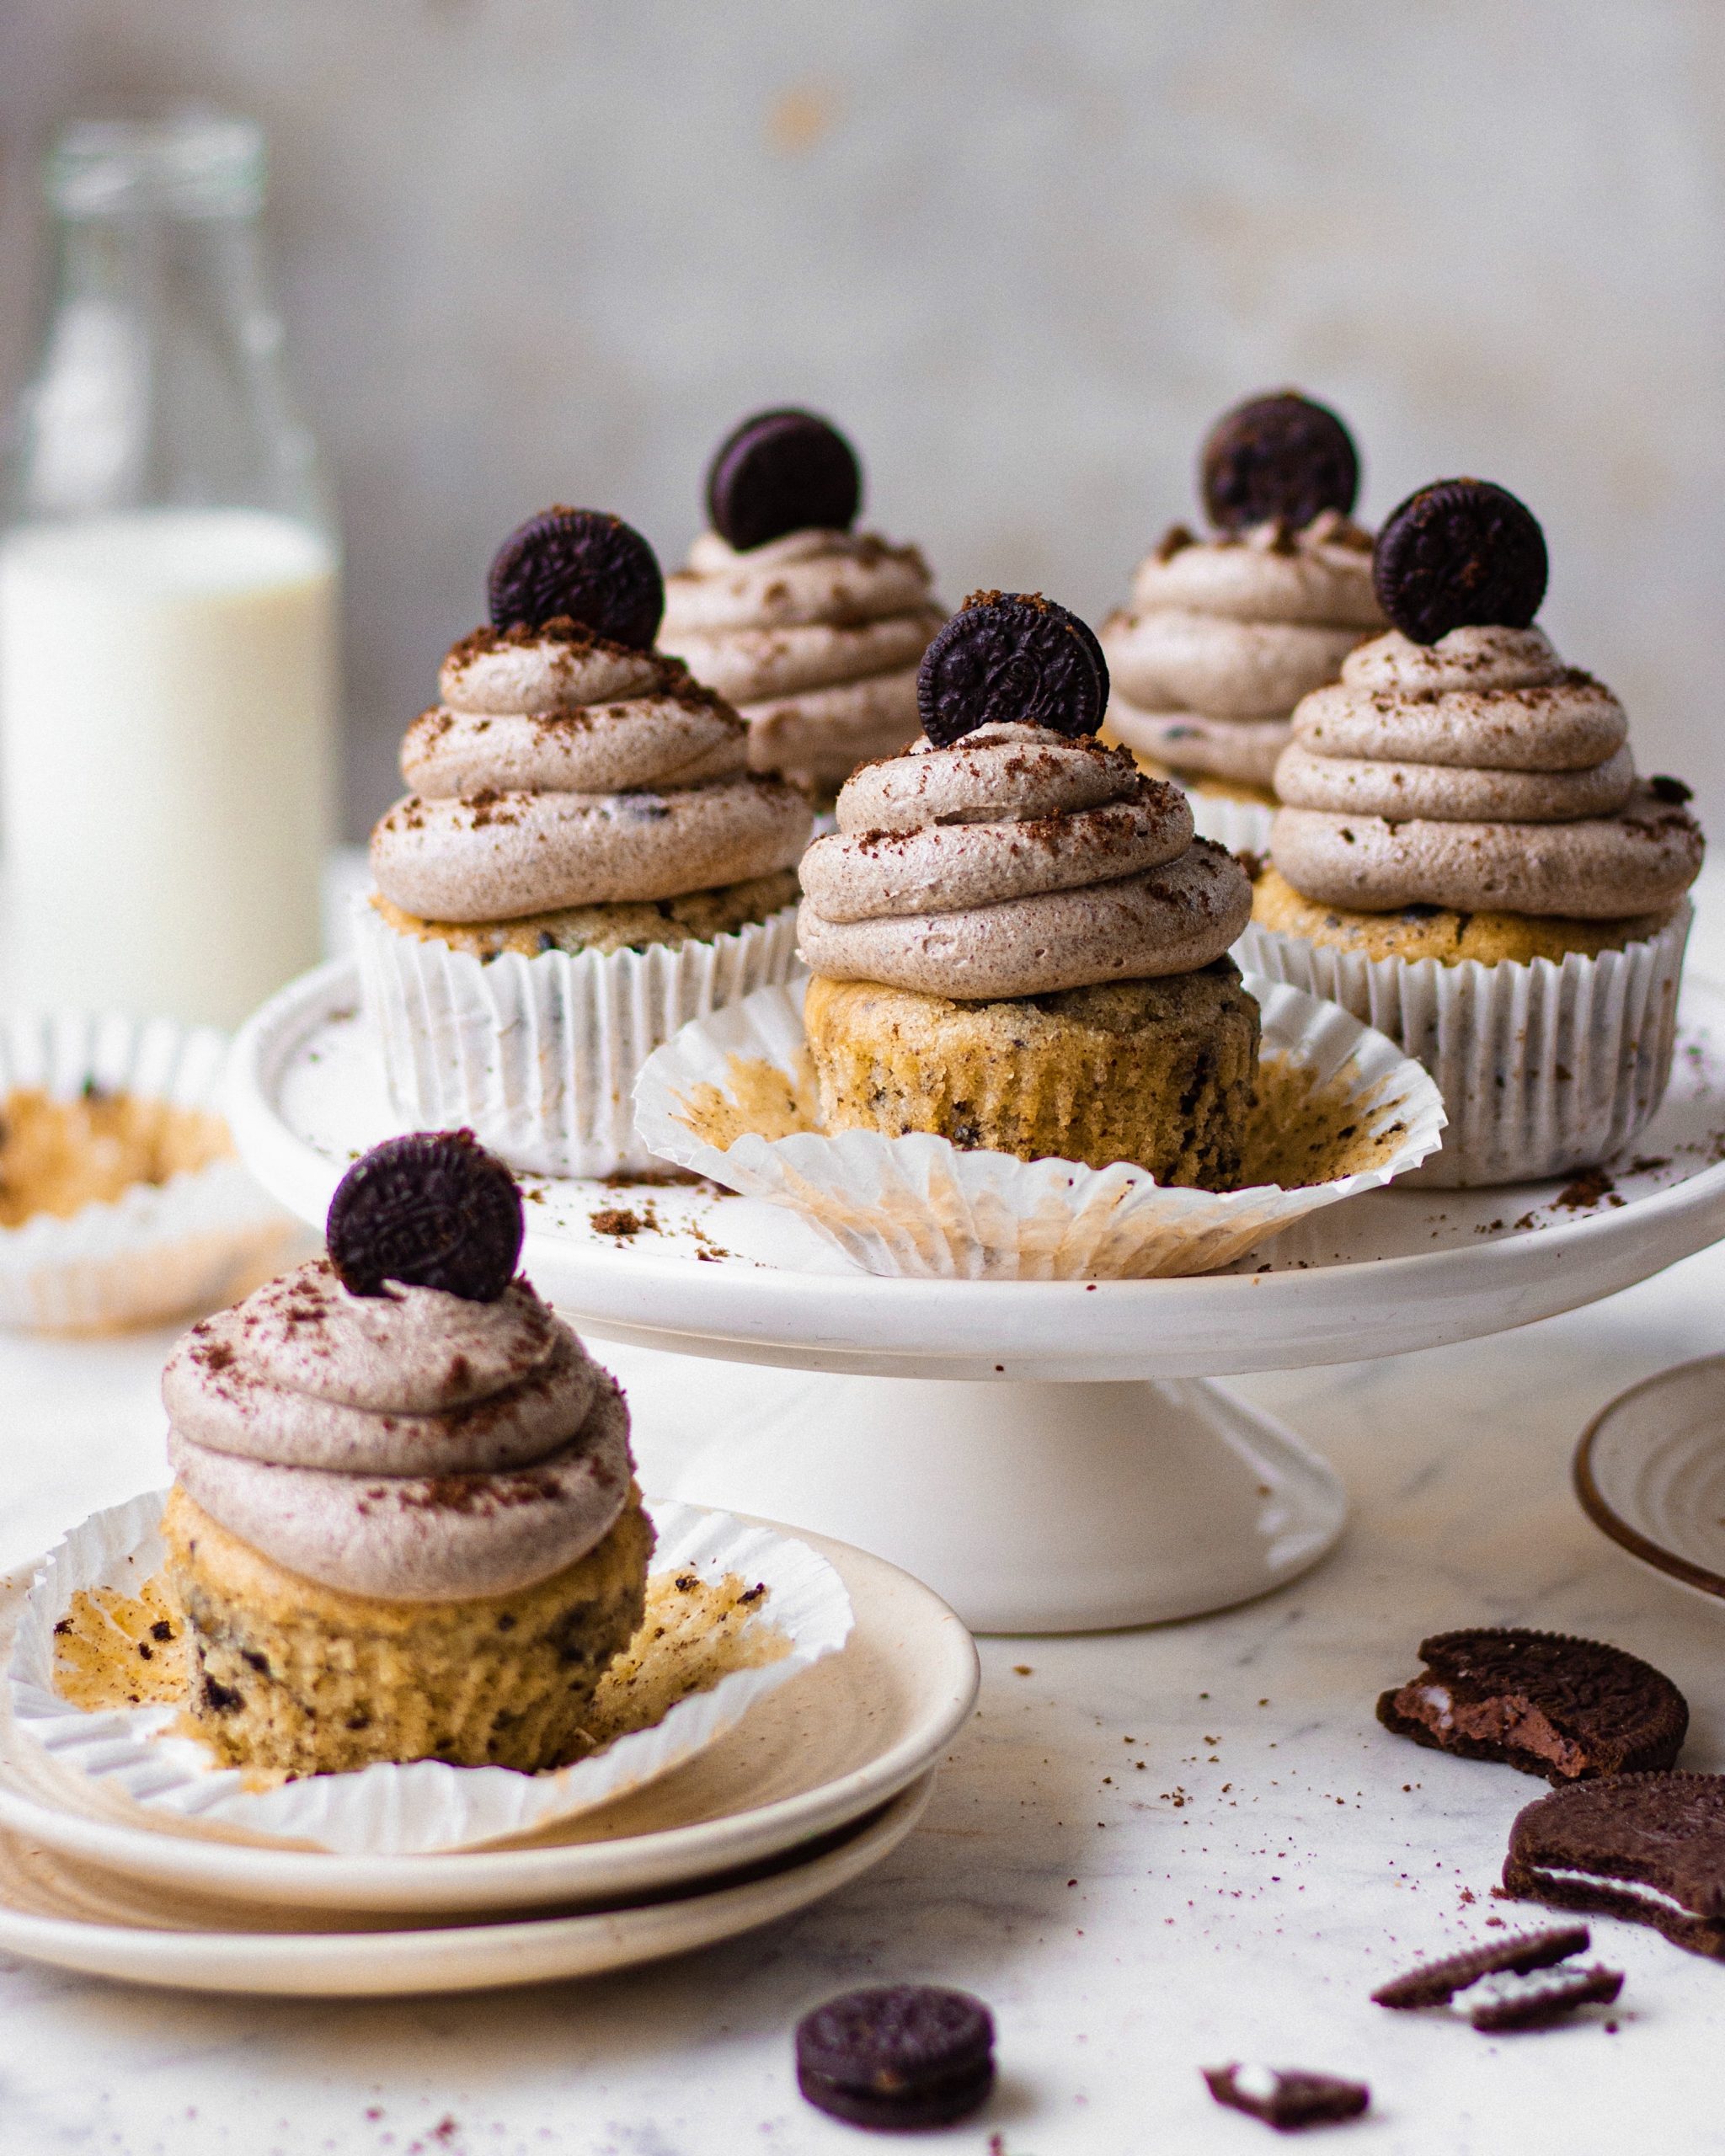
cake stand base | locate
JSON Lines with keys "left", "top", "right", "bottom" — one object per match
{"left": 670, "top": 1374, "right": 1346, "bottom": 1634}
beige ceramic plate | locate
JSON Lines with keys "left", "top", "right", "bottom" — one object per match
{"left": 0, "top": 1772, "right": 932, "bottom": 1997}
{"left": 1574, "top": 1355, "right": 1725, "bottom": 1601}
{"left": 0, "top": 1513, "right": 976, "bottom": 1913}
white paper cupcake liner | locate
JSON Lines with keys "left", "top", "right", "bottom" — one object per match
{"left": 353, "top": 894, "right": 802, "bottom": 1178}
{"left": 0, "top": 1012, "right": 297, "bottom": 1332}
{"left": 633, "top": 976, "right": 1445, "bottom": 1279}
{"left": 8, "top": 1492, "right": 853, "bottom": 1858}
{"left": 1184, "top": 789, "right": 1275, "bottom": 859}
{"left": 1236, "top": 901, "right": 1692, "bottom": 1188}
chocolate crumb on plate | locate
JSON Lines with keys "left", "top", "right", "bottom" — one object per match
{"left": 1203, "top": 2064, "right": 1369, "bottom": 2132}
{"left": 1372, "top": 1924, "right": 1592, "bottom": 2008}
{"left": 1503, "top": 1771, "right": 1725, "bottom": 1958}
{"left": 795, "top": 1984, "right": 995, "bottom": 2131}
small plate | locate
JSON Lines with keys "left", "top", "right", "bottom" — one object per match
{"left": 1575, "top": 1355, "right": 1725, "bottom": 1600}
{"left": 0, "top": 1772, "right": 931, "bottom": 1997}
{"left": 0, "top": 1516, "right": 976, "bottom": 1912}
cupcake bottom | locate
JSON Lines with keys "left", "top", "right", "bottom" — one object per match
{"left": 1251, "top": 865, "right": 1674, "bottom": 966}
{"left": 163, "top": 1485, "right": 654, "bottom": 1775}
{"left": 804, "top": 963, "right": 1261, "bottom": 1186}
{"left": 372, "top": 868, "right": 798, "bottom": 961}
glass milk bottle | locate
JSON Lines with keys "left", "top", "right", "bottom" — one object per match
{"left": 0, "top": 113, "right": 338, "bottom": 1029}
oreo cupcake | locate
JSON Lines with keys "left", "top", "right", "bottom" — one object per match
{"left": 360, "top": 509, "right": 813, "bottom": 1176}
{"left": 1099, "top": 392, "right": 1385, "bottom": 851}
{"left": 1241, "top": 479, "right": 1704, "bottom": 1185}
{"left": 163, "top": 1133, "right": 653, "bottom": 1776}
{"left": 659, "top": 410, "right": 945, "bottom": 801}
{"left": 796, "top": 592, "right": 1258, "bottom": 1182}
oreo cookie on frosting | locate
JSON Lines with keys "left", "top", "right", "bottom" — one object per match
{"left": 707, "top": 408, "right": 862, "bottom": 552}
{"left": 487, "top": 506, "right": 665, "bottom": 649}
{"left": 325, "top": 1130, "right": 525, "bottom": 1303}
{"left": 1200, "top": 390, "right": 1360, "bottom": 535}
{"left": 1376, "top": 1628, "right": 1688, "bottom": 1784}
{"left": 1372, "top": 477, "right": 1548, "bottom": 645}
{"left": 1503, "top": 1772, "right": 1725, "bottom": 1957}
{"left": 916, "top": 590, "right": 1108, "bottom": 746}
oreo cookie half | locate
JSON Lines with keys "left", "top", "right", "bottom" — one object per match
{"left": 1372, "top": 478, "right": 1548, "bottom": 644}
{"left": 917, "top": 590, "right": 1106, "bottom": 746}
{"left": 1199, "top": 390, "right": 1360, "bottom": 533}
{"left": 794, "top": 1984, "right": 995, "bottom": 2130}
{"left": 326, "top": 1131, "right": 524, "bottom": 1303}
{"left": 1503, "top": 1771, "right": 1725, "bottom": 1958}
{"left": 707, "top": 408, "right": 862, "bottom": 552}
{"left": 1203, "top": 2064, "right": 1370, "bottom": 2131}
{"left": 487, "top": 507, "right": 665, "bottom": 648}
{"left": 1376, "top": 1627, "right": 1689, "bottom": 1784}
{"left": 1372, "top": 1924, "right": 1591, "bottom": 2009}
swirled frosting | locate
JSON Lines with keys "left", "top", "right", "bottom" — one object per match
{"left": 1100, "top": 514, "right": 1384, "bottom": 785}
{"left": 797, "top": 723, "right": 1252, "bottom": 999}
{"left": 163, "top": 1261, "right": 633, "bottom": 1601}
{"left": 370, "top": 619, "right": 813, "bottom": 923}
{"left": 1269, "top": 626, "right": 1704, "bottom": 917}
{"left": 660, "top": 531, "right": 945, "bottom": 791}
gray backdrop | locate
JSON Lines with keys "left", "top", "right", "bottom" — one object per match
{"left": 4, "top": 1, "right": 1722, "bottom": 837}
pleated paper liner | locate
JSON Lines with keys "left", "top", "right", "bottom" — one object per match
{"left": 633, "top": 976, "right": 1445, "bottom": 1280}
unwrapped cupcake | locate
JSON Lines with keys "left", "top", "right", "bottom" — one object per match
{"left": 1241, "top": 478, "right": 1704, "bottom": 1186}
{"left": 360, "top": 508, "right": 813, "bottom": 1176}
{"left": 660, "top": 409, "right": 945, "bottom": 801}
{"left": 162, "top": 1131, "right": 653, "bottom": 1775}
{"left": 1099, "top": 391, "right": 1386, "bottom": 851}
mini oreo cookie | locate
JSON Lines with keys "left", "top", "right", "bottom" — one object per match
{"left": 917, "top": 590, "right": 1105, "bottom": 746}
{"left": 487, "top": 506, "right": 665, "bottom": 648}
{"left": 1199, "top": 390, "right": 1360, "bottom": 534}
{"left": 1376, "top": 1627, "right": 1688, "bottom": 1785}
{"left": 1458, "top": 1962, "right": 1623, "bottom": 2034}
{"left": 794, "top": 1984, "right": 994, "bottom": 2130}
{"left": 1503, "top": 1771, "right": 1725, "bottom": 1959}
{"left": 1203, "top": 2064, "right": 1369, "bottom": 2132}
{"left": 1372, "top": 478, "right": 1548, "bottom": 644}
{"left": 707, "top": 408, "right": 862, "bottom": 552}
{"left": 1371, "top": 1924, "right": 1590, "bottom": 2009}
{"left": 326, "top": 1130, "right": 524, "bottom": 1303}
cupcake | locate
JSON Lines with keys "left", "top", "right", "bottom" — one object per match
{"left": 796, "top": 591, "right": 1258, "bottom": 1182}
{"left": 162, "top": 1132, "right": 652, "bottom": 1776}
{"left": 660, "top": 409, "right": 945, "bottom": 800}
{"left": 1242, "top": 478, "right": 1704, "bottom": 1187}
{"left": 360, "top": 508, "right": 813, "bottom": 1177}
{"left": 1099, "top": 392, "right": 1385, "bottom": 850}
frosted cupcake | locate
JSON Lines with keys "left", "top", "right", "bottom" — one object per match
{"left": 163, "top": 1131, "right": 652, "bottom": 1775}
{"left": 660, "top": 410, "right": 945, "bottom": 799}
{"left": 1242, "top": 478, "right": 1704, "bottom": 1186}
{"left": 360, "top": 508, "right": 813, "bottom": 1177}
{"left": 797, "top": 592, "right": 1258, "bottom": 1183}
{"left": 1099, "top": 392, "right": 1385, "bottom": 851}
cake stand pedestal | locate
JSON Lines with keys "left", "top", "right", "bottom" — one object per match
{"left": 227, "top": 961, "right": 1725, "bottom": 1634}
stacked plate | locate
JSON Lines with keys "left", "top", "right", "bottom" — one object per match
{"left": 0, "top": 1511, "right": 978, "bottom": 1996}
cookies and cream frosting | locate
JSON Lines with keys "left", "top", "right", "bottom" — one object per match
{"left": 797, "top": 723, "right": 1252, "bottom": 999}
{"left": 1100, "top": 513, "right": 1384, "bottom": 785}
{"left": 163, "top": 1261, "right": 633, "bottom": 1601}
{"left": 660, "top": 531, "right": 945, "bottom": 791}
{"left": 1269, "top": 625, "right": 1704, "bottom": 918}
{"left": 370, "top": 620, "right": 812, "bottom": 923}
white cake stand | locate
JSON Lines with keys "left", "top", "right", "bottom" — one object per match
{"left": 227, "top": 961, "right": 1725, "bottom": 1635}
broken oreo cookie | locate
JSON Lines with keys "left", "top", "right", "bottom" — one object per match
{"left": 707, "top": 408, "right": 862, "bottom": 552}
{"left": 487, "top": 506, "right": 665, "bottom": 648}
{"left": 1460, "top": 1961, "right": 1623, "bottom": 2034}
{"left": 917, "top": 590, "right": 1107, "bottom": 746}
{"left": 1372, "top": 1924, "right": 1591, "bottom": 2009}
{"left": 1372, "top": 477, "right": 1548, "bottom": 644}
{"left": 1199, "top": 390, "right": 1360, "bottom": 534}
{"left": 1203, "top": 2064, "right": 1369, "bottom": 2132}
{"left": 795, "top": 1984, "right": 995, "bottom": 2130}
{"left": 326, "top": 1130, "right": 524, "bottom": 1303}
{"left": 1376, "top": 1627, "right": 1688, "bottom": 1784}
{"left": 1503, "top": 1770, "right": 1725, "bottom": 1958}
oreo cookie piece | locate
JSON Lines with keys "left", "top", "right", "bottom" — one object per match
{"left": 917, "top": 590, "right": 1105, "bottom": 746}
{"left": 1371, "top": 1924, "right": 1590, "bottom": 2009}
{"left": 707, "top": 408, "right": 862, "bottom": 552}
{"left": 1372, "top": 478, "right": 1548, "bottom": 644}
{"left": 1376, "top": 1628, "right": 1688, "bottom": 1785}
{"left": 1199, "top": 391, "right": 1360, "bottom": 534}
{"left": 487, "top": 507, "right": 664, "bottom": 648}
{"left": 1203, "top": 2065, "right": 1369, "bottom": 2132}
{"left": 794, "top": 1985, "right": 994, "bottom": 2130}
{"left": 326, "top": 1131, "right": 524, "bottom": 1303}
{"left": 1503, "top": 1771, "right": 1725, "bottom": 1958}
{"left": 1456, "top": 1962, "right": 1623, "bottom": 2034}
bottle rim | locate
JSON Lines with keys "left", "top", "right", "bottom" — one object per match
{"left": 46, "top": 109, "right": 265, "bottom": 220}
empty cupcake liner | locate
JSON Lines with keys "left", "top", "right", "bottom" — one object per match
{"left": 353, "top": 893, "right": 802, "bottom": 1178}
{"left": 1236, "top": 901, "right": 1691, "bottom": 1188}
{"left": 0, "top": 1012, "right": 297, "bottom": 1332}
{"left": 8, "top": 1491, "right": 853, "bottom": 1858}
{"left": 633, "top": 976, "right": 1445, "bottom": 1279}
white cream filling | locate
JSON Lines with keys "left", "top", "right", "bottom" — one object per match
{"left": 1532, "top": 1866, "right": 1694, "bottom": 1918}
